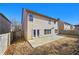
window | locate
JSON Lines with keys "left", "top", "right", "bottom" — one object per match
{"left": 44, "top": 29, "right": 51, "bottom": 35}
{"left": 44, "top": 29, "right": 46, "bottom": 34}
{"left": 49, "top": 29, "right": 51, "bottom": 34}
{"left": 37, "top": 30, "right": 40, "bottom": 37}
{"left": 33, "top": 30, "right": 36, "bottom": 37}
{"left": 29, "top": 14, "right": 33, "bottom": 21}
{"left": 54, "top": 20, "right": 56, "bottom": 24}
{"left": 48, "top": 20, "right": 51, "bottom": 24}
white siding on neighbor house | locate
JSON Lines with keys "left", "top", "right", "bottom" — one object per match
{"left": 64, "top": 24, "right": 71, "bottom": 30}
{"left": 72, "top": 26, "right": 75, "bottom": 30}
{"left": 64, "top": 24, "right": 75, "bottom": 30}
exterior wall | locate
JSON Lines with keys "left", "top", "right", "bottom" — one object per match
{"left": 76, "top": 27, "right": 79, "bottom": 31}
{"left": 71, "top": 25, "right": 75, "bottom": 30}
{"left": 22, "top": 9, "right": 28, "bottom": 40}
{"left": 0, "top": 15, "right": 11, "bottom": 34}
{"left": 54, "top": 21, "right": 59, "bottom": 34}
{"left": 22, "top": 9, "right": 58, "bottom": 40}
{"left": 58, "top": 20, "right": 75, "bottom": 32}
{"left": 64, "top": 24, "right": 75, "bottom": 30}
{"left": 75, "top": 25, "right": 79, "bottom": 31}
{"left": 58, "top": 21, "right": 64, "bottom": 31}
{"left": 28, "top": 14, "right": 55, "bottom": 40}
{"left": 64, "top": 24, "right": 71, "bottom": 30}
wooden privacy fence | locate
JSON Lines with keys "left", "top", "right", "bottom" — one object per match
{"left": 59, "top": 30, "right": 79, "bottom": 35}
{"left": 0, "top": 33, "right": 11, "bottom": 54}
{"left": 13, "top": 30, "right": 22, "bottom": 40}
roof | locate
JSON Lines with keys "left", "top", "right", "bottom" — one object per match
{"left": 24, "top": 8, "right": 58, "bottom": 21}
{"left": 58, "top": 20, "right": 73, "bottom": 26}
{"left": 64, "top": 22, "right": 72, "bottom": 25}
{"left": 23, "top": 8, "right": 74, "bottom": 26}
{"left": 74, "top": 24, "right": 79, "bottom": 26}
{"left": 0, "top": 13, "right": 11, "bottom": 23}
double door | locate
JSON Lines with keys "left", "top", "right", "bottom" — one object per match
{"left": 33, "top": 29, "right": 40, "bottom": 38}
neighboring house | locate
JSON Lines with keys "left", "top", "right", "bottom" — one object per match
{"left": 74, "top": 24, "right": 79, "bottom": 31}
{"left": 58, "top": 20, "right": 75, "bottom": 31}
{"left": 0, "top": 13, "right": 11, "bottom": 34}
{"left": 71, "top": 25, "right": 75, "bottom": 30}
{"left": 58, "top": 20, "right": 64, "bottom": 31}
{"left": 22, "top": 9, "right": 59, "bottom": 40}
{"left": 64, "top": 22, "right": 75, "bottom": 30}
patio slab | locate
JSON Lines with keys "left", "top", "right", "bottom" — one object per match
{"left": 28, "top": 35, "right": 65, "bottom": 48}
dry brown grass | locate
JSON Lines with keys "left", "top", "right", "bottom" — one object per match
{"left": 4, "top": 36, "right": 79, "bottom": 55}
{"left": 32, "top": 37, "right": 77, "bottom": 55}
{"left": 4, "top": 40, "right": 33, "bottom": 55}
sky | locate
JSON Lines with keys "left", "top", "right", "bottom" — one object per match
{"left": 0, "top": 3, "right": 79, "bottom": 25}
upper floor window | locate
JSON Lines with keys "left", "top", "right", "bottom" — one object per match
{"left": 29, "top": 14, "right": 33, "bottom": 21}
{"left": 48, "top": 20, "right": 51, "bottom": 24}
{"left": 54, "top": 20, "right": 56, "bottom": 24}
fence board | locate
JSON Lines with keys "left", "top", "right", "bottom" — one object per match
{"left": 59, "top": 30, "right": 79, "bottom": 35}
{"left": 0, "top": 33, "right": 11, "bottom": 54}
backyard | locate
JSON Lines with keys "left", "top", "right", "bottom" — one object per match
{"left": 4, "top": 35, "right": 79, "bottom": 55}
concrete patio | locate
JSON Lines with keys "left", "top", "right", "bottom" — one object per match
{"left": 28, "top": 35, "right": 65, "bottom": 48}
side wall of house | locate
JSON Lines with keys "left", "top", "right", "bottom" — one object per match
{"left": 22, "top": 9, "right": 28, "bottom": 40}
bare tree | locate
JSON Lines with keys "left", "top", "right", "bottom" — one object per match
{"left": 11, "top": 19, "right": 21, "bottom": 32}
